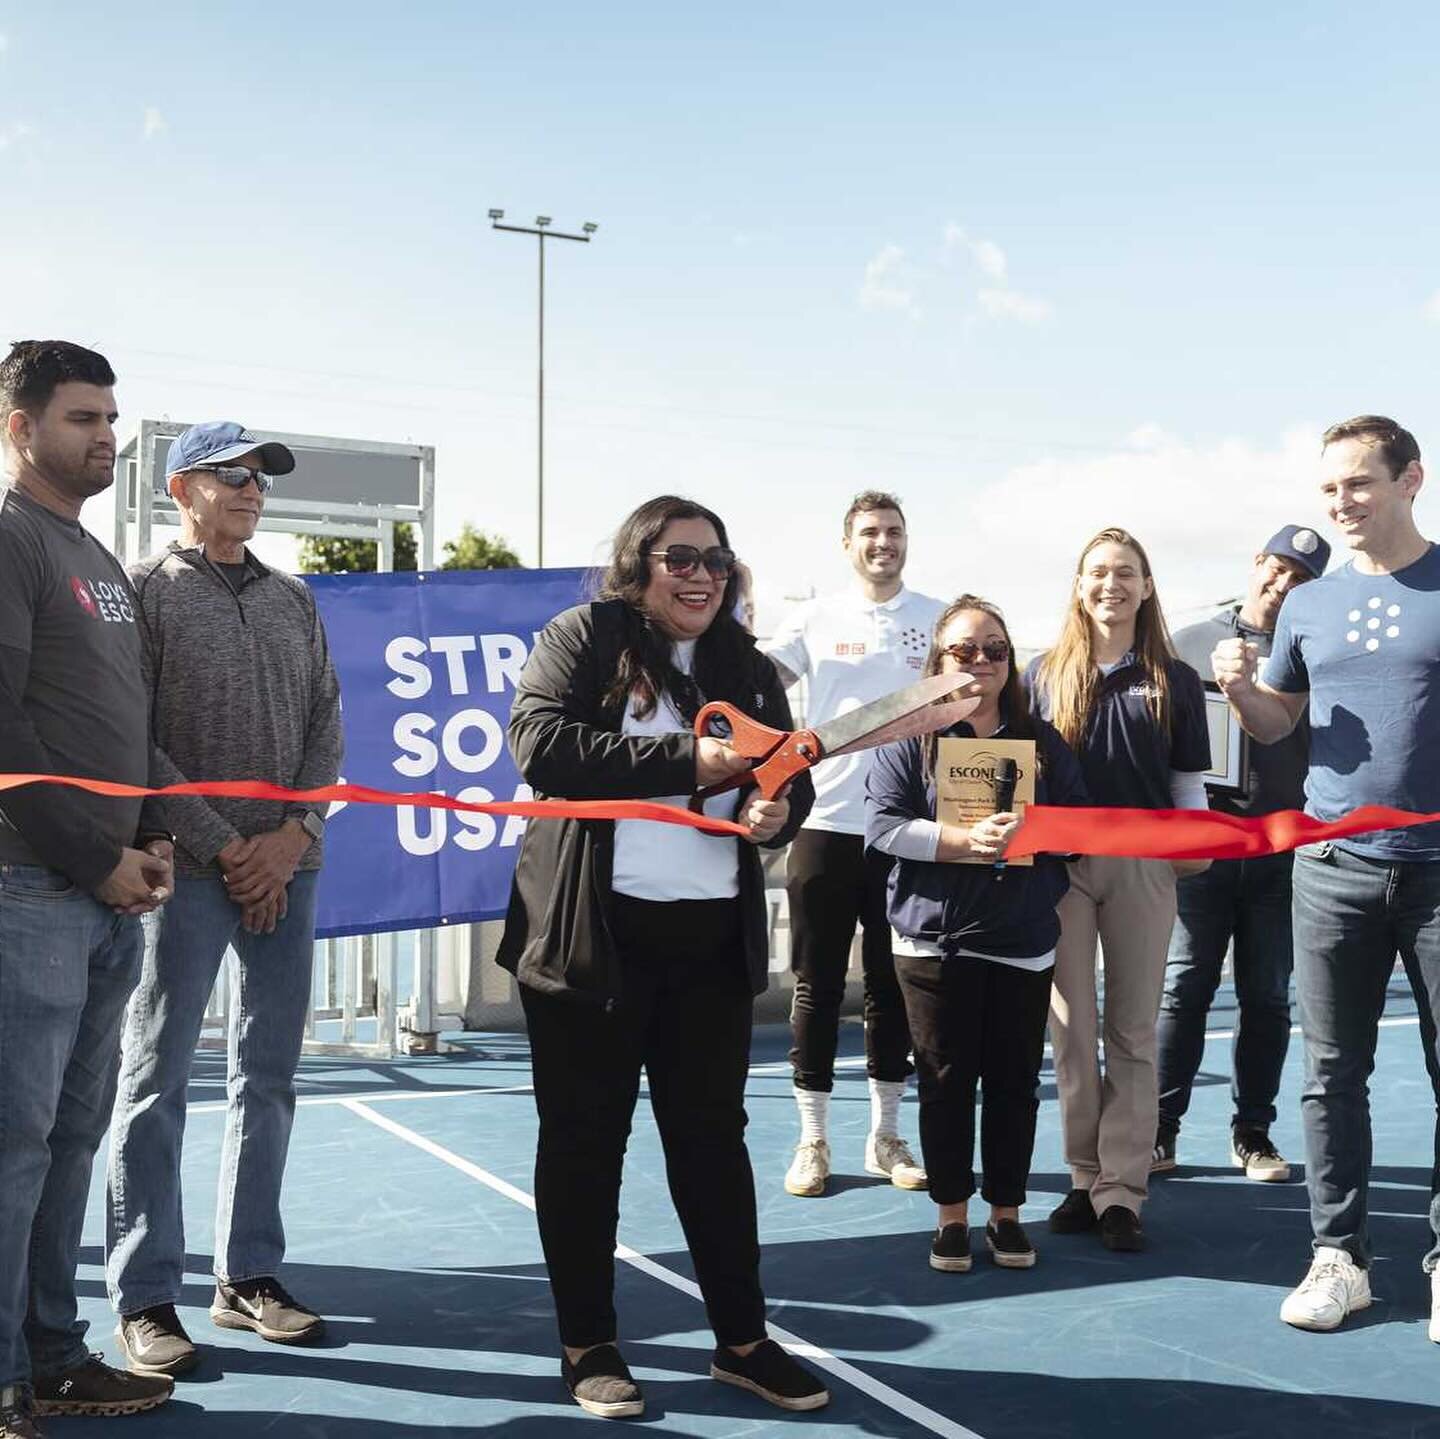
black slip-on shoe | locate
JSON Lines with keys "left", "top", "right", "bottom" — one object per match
{"left": 986, "top": 1218, "right": 1037, "bottom": 1268}
{"left": 929, "top": 1223, "right": 973, "bottom": 1272}
{"left": 562, "top": 1345, "right": 644, "bottom": 1418}
{"left": 711, "top": 1339, "right": 829, "bottom": 1411}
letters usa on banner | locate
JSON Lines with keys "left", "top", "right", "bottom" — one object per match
{"left": 306, "top": 568, "right": 587, "bottom": 938}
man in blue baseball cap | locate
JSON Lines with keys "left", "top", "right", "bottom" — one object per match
{"left": 105, "top": 419, "right": 342, "bottom": 1377}
{"left": 1153, "top": 523, "right": 1330, "bottom": 1185}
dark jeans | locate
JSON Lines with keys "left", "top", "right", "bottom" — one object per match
{"left": 893, "top": 953, "right": 1053, "bottom": 1207}
{"left": 1291, "top": 843, "right": 1440, "bottom": 1272}
{"left": 786, "top": 828, "right": 912, "bottom": 1092}
{"left": 520, "top": 895, "right": 767, "bottom": 1349}
{"left": 1156, "top": 852, "right": 1294, "bottom": 1136}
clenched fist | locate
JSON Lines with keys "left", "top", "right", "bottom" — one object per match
{"left": 1211, "top": 637, "right": 1261, "bottom": 698}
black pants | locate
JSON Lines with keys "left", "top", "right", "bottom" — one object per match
{"left": 520, "top": 895, "right": 766, "bottom": 1349}
{"left": 894, "top": 952, "right": 1053, "bottom": 1207}
{"left": 786, "top": 828, "right": 913, "bottom": 1091}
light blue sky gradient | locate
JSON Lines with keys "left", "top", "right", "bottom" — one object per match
{"left": 3, "top": 3, "right": 1438, "bottom": 640}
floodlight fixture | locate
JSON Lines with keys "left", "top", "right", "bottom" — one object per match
{"left": 582, "top": 221, "right": 598, "bottom": 234}
{"left": 535, "top": 215, "right": 552, "bottom": 228}
{"left": 488, "top": 208, "right": 504, "bottom": 221}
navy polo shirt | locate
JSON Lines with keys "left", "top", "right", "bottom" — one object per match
{"left": 1025, "top": 654, "right": 1210, "bottom": 809}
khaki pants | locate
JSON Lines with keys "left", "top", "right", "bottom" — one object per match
{"left": 1050, "top": 855, "right": 1178, "bottom": 1216}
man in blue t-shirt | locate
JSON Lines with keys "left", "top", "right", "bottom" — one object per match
{"left": 1215, "top": 415, "right": 1440, "bottom": 1343}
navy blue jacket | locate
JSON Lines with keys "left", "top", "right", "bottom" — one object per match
{"left": 865, "top": 717, "right": 1088, "bottom": 961}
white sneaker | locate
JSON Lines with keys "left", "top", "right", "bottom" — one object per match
{"left": 784, "top": 1139, "right": 830, "bottom": 1197}
{"left": 1429, "top": 1268, "right": 1439, "bottom": 1344}
{"left": 1279, "top": 1247, "right": 1372, "bottom": 1331}
{"left": 864, "top": 1133, "right": 928, "bottom": 1190}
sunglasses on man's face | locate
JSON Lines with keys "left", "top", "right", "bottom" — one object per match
{"left": 649, "top": 544, "right": 737, "bottom": 579}
{"left": 941, "top": 639, "right": 1011, "bottom": 665}
{"left": 196, "top": 465, "right": 274, "bottom": 494}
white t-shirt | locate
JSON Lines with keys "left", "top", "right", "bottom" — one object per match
{"left": 764, "top": 585, "right": 943, "bottom": 834}
{"left": 611, "top": 639, "right": 742, "bottom": 901}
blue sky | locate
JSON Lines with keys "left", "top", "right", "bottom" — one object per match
{"left": 4, "top": 3, "right": 1439, "bottom": 641}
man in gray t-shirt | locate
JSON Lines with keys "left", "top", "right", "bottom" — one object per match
{"left": 0, "top": 341, "right": 175, "bottom": 1426}
{"left": 1153, "top": 525, "right": 1328, "bottom": 1183}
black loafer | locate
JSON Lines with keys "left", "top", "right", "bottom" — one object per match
{"left": 1098, "top": 1205, "right": 1146, "bottom": 1252}
{"left": 1048, "top": 1188, "right": 1097, "bottom": 1233}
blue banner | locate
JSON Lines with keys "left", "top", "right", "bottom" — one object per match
{"left": 305, "top": 568, "right": 587, "bottom": 938}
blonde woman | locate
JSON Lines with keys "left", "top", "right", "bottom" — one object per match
{"left": 1027, "top": 528, "right": 1210, "bottom": 1251}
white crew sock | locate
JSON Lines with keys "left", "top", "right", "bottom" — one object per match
{"left": 869, "top": 1077, "right": 906, "bottom": 1139}
{"left": 795, "top": 1088, "right": 830, "bottom": 1145}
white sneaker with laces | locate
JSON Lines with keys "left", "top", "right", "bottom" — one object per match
{"left": 1279, "top": 1246, "right": 1372, "bottom": 1331}
{"left": 864, "top": 1133, "right": 928, "bottom": 1190}
{"left": 1429, "top": 1268, "right": 1439, "bottom": 1344}
{"left": 784, "top": 1139, "right": 831, "bottom": 1197}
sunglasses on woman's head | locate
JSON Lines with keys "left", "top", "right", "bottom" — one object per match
{"left": 195, "top": 465, "right": 274, "bottom": 494}
{"left": 649, "top": 544, "right": 737, "bottom": 579}
{"left": 941, "top": 639, "right": 1011, "bottom": 665}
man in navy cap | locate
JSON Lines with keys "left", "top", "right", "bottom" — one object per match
{"left": 104, "top": 421, "right": 342, "bottom": 1376}
{"left": 1153, "top": 524, "right": 1330, "bottom": 1182}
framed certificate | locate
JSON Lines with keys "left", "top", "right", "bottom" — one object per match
{"left": 935, "top": 737, "right": 1037, "bottom": 866}
{"left": 1203, "top": 687, "right": 1250, "bottom": 797}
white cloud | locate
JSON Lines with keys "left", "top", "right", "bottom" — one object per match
{"left": 0, "top": 121, "right": 32, "bottom": 151}
{"left": 142, "top": 106, "right": 167, "bottom": 140}
{"left": 943, "top": 220, "right": 1052, "bottom": 324}
{"left": 977, "top": 286, "right": 1051, "bottom": 325}
{"left": 859, "top": 244, "right": 920, "bottom": 318}
{"left": 905, "top": 426, "right": 1333, "bottom": 646}
{"left": 0, "top": 33, "right": 9, "bottom": 54}
{"left": 1424, "top": 289, "right": 1440, "bottom": 323}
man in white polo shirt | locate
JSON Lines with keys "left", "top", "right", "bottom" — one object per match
{"left": 765, "top": 491, "right": 943, "bottom": 1197}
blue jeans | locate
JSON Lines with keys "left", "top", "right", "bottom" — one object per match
{"left": 0, "top": 864, "right": 144, "bottom": 1388}
{"left": 1156, "top": 852, "right": 1294, "bottom": 1135}
{"left": 106, "top": 871, "right": 319, "bottom": 1313}
{"left": 1291, "top": 843, "right": 1440, "bottom": 1272}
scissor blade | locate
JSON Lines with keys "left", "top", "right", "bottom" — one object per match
{"left": 810, "top": 673, "right": 975, "bottom": 757}
{"left": 824, "top": 693, "right": 982, "bottom": 757}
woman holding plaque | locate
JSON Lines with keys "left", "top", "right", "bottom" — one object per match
{"left": 866, "top": 595, "right": 1086, "bottom": 1272}
{"left": 497, "top": 495, "right": 829, "bottom": 1419}
{"left": 1027, "top": 527, "right": 1210, "bottom": 1253}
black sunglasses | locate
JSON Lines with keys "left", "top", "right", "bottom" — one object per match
{"left": 195, "top": 465, "right": 274, "bottom": 494}
{"left": 941, "top": 639, "right": 1011, "bottom": 665}
{"left": 649, "top": 544, "right": 737, "bottom": 580}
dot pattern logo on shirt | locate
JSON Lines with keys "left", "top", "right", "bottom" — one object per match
{"left": 1345, "top": 597, "right": 1401, "bottom": 652}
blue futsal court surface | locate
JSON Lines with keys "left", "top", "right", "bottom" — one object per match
{"left": 60, "top": 982, "right": 1440, "bottom": 1438}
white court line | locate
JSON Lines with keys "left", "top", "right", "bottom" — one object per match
{"left": 342, "top": 1097, "right": 985, "bottom": 1439}
{"left": 180, "top": 1013, "right": 1427, "bottom": 1115}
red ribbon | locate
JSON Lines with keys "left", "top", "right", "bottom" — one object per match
{"left": 0, "top": 774, "right": 750, "bottom": 838}
{"left": 3, "top": 772, "right": 1434, "bottom": 858}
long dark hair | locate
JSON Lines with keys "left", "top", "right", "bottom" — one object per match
{"left": 922, "top": 594, "right": 1036, "bottom": 779}
{"left": 594, "top": 495, "right": 748, "bottom": 720}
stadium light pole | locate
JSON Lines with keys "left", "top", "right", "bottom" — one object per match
{"left": 488, "top": 210, "right": 598, "bottom": 567}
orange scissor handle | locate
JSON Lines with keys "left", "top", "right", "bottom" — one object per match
{"left": 690, "top": 701, "right": 822, "bottom": 808}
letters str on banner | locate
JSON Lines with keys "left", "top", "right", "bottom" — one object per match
{"left": 306, "top": 568, "right": 587, "bottom": 938}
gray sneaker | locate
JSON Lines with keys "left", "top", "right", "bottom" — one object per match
{"left": 118, "top": 1303, "right": 198, "bottom": 1376}
{"left": 211, "top": 1277, "right": 326, "bottom": 1344}
{"left": 0, "top": 1385, "right": 40, "bottom": 1439}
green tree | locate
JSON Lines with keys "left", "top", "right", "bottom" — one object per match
{"left": 297, "top": 522, "right": 417, "bottom": 574}
{"left": 440, "top": 523, "right": 522, "bottom": 570}
{"left": 296, "top": 522, "right": 522, "bottom": 574}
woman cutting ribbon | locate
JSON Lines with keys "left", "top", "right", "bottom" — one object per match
{"left": 496, "top": 495, "right": 828, "bottom": 1420}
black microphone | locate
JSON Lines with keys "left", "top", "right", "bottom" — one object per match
{"left": 992, "top": 758, "right": 1019, "bottom": 876}
{"left": 993, "top": 758, "right": 1019, "bottom": 814}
